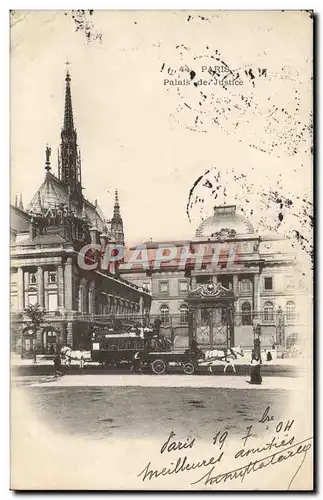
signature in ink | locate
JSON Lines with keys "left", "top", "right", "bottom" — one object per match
{"left": 191, "top": 437, "right": 312, "bottom": 489}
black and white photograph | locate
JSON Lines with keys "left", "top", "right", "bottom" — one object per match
{"left": 10, "top": 10, "right": 313, "bottom": 491}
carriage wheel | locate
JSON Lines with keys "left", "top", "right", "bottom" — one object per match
{"left": 183, "top": 363, "right": 195, "bottom": 375}
{"left": 151, "top": 359, "right": 166, "bottom": 374}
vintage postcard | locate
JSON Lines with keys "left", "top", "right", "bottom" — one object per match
{"left": 10, "top": 10, "right": 313, "bottom": 491}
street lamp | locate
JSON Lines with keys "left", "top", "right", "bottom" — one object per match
{"left": 253, "top": 322, "right": 261, "bottom": 362}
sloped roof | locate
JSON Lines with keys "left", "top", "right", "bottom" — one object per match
{"left": 10, "top": 205, "right": 31, "bottom": 232}
{"left": 28, "top": 173, "right": 68, "bottom": 213}
{"left": 27, "top": 172, "right": 106, "bottom": 232}
{"left": 19, "top": 233, "right": 68, "bottom": 246}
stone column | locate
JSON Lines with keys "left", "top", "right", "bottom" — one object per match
{"left": 64, "top": 257, "right": 73, "bottom": 312}
{"left": 57, "top": 265, "right": 64, "bottom": 308}
{"left": 191, "top": 276, "right": 197, "bottom": 290}
{"left": 233, "top": 275, "right": 239, "bottom": 296}
{"left": 233, "top": 275, "right": 239, "bottom": 326}
{"left": 37, "top": 267, "right": 44, "bottom": 307}
{"left": 88, "top": 284, "right": 95, "bottom": 315}
{"left": 17, "top": 267, "right": 24, "bottom": 311}
{"left": 254, "top": 274, "right": 261, "bottom": 319}
{"left": 139, "top": 296, "right": 144, "bottom": 315}
{"left": 66, "top": 321, "right": 73, "bottom": 347}
{"left": 43, "top": 270, "right": 49, "bottom": 310}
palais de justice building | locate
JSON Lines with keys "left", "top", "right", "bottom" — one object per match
{"left": 10, "top": 71, "right": 151, "bottom": 354}
{"left": 121, "top": 205, "right": 307, "bottom": 351}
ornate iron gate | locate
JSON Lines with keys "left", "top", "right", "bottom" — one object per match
{"left": 187, "top": 282, "right": 235, "bottom": 350}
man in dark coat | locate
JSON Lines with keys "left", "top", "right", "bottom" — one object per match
{"left": 154, "top": 317, "right": 162, "bottom": 335}
{"left": 53, "top": 352, "right": 62, "bottom": 376}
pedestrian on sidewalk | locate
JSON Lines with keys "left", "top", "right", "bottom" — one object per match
{"left": 79, "top": 356, "right": 85, "bottom": 370}
{"left": 53, "top": 352, "right": 62, "bottom": 377}
{"left": 249, "top": 351, "right": 262, "bottom": 385}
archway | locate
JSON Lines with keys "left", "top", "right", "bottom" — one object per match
{"left": 42, "top": 327, "right": 59, "bottom": 353}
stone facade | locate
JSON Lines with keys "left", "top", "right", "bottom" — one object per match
{"left": 121, "top": 205, "right": 308, "bottom": 350}
{"left": 10, "top": 72, "right": 151, "bottom": 355}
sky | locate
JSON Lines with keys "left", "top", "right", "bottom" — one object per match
{"left": 10, "top": 10, "right": 312, "bottom": 258}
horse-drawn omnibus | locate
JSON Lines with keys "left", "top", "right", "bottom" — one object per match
{"left": 91, "top": 333, "right": 145, "bottom": 367}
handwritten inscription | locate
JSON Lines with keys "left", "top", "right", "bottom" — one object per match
{"left": 160, "top": 431, "right": 195, "bottom": 454}
{"left": 191, "top": 438, "right": 312, "bottom": 486}
{"left": 259, "top": 406, "right": 275, "bottom": 423}
{"left": 137, "top": 407, "right": 312, "bottom": 489}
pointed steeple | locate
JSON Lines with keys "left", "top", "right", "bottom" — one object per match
{"left": 111, "top": 189, "right": 124, "bottom": 245}
{"left": 63, "top": 71, "right": 74, "bottom": 131}
{"left": 59, "top": 69, "right": 83, "bottom": 211}
{"left": 113, "top": 189, "right": 121, "bottom": 221}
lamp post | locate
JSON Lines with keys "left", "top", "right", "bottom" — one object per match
{"left": 253, "top": 322, "right": 262, "bottom": 362}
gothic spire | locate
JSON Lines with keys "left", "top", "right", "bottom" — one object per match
{"left": 59, "top": 69, "right": 83, "bottom": 211}
{"left": 111, "top": 189, "right": 124, "bottom": 245}
{"left": 112, "top": 189, "right": 122, "bottom": 221}
{"left": 63, "top": 71, "right": 74, "bottom": 131}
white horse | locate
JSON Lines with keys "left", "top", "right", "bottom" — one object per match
{"left": 199, "top": 345, "right": 244, "bottom": 373}
{"left": 60, "top": 346, "right": 92, "bottom": 368}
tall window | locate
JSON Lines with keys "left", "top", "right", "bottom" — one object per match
{"left": 286, "top": 301, "right": 296, "bottom": 321}
{"left": 48, "top": 271, "right": 57, "bottom": 284}
{"left": 264, "top": 277, "right": 273, "bottom": 291}
{"left": 29, "top": 272, "right": 37, "bottom": 284}
{"left": 179, "top": 280, "right": 189, "bottom": 295}
{"left": 159, "top": 281, "right": 169, "bottom": 295}
{"left": 241, "top": 279, "right": 252, "bottom": 293}
{"left": 180, "top": 304, "right": 188, "bottom": 323}
{"left": 48, "top": 293, "right": 58, "bottom": 311}
{"left": 241, "top": 302, "right": 252, "bottom": 325}
{"left": 160, "top": 304, "right": 169, "bottom": 323}
{"left": 263, "top": 301, "right": 274, "bottom": 322}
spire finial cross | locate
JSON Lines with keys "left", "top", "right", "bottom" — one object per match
{"left": 65, "top": 59, "right": 71, "bottom": 82}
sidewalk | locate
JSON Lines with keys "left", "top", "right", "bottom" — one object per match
{"left": 10, "top": 352, "right": 302, "bottom": 367}
{"left": 17, "top": 373, "right": 301, "bottom": 391}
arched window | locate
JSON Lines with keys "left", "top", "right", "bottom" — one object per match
{"left": 286, "top": 301, "right": 296, "bottom": 321}
{"left": 180, "top": 304, "right": 188, "bottom": 323}
{"left": 241, "top": 302, "right": 252, "bottom": 325}
{"left": 160, "top": 304, "right": 170, "bottom": 324}
{"left": 263, "top": 301, "right": 274, "bottom": 322}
